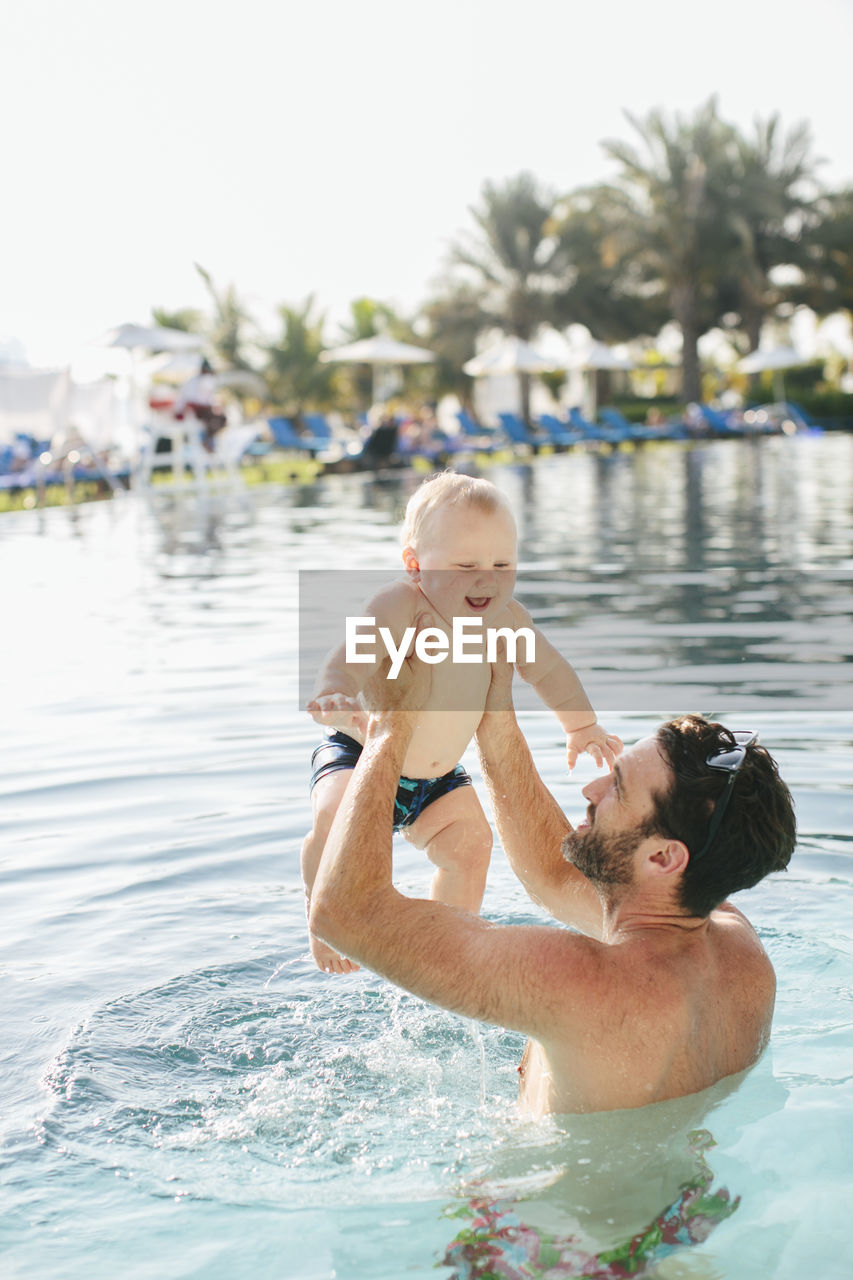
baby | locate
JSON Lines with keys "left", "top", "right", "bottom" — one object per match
{"left": 302, "top": 472, "right": 622, "bottom": 973}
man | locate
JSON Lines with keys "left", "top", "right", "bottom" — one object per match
{"left": 310, "top": 630, "right": 796, "bottom": 1116}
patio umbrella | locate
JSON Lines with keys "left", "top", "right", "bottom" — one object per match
{"left": 96, "top": 322, "right": 207, "bottom": 353}
{"left": 463, "top": 335, "right": 566, "bottom": 377}
{"left": 738, "top": 345, "right": 807, "bottom": 403}
{"left": 320, "top": 335, "right": 435, "bottom": 405}
{"left": 142, "top": 350, "right": 266, "bottom": 396}
{"left": 566, "top": 339, "right": 634, "bottom": 418}
{"left": 570, "top": 339, "right": 633, "bottom": 372}
{"left": 91, "top": 323, "right": 208, "bottom": 444}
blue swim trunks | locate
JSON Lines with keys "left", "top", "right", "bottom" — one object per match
{"left": 310, "top": 730, "right": 472, "bottom": 830}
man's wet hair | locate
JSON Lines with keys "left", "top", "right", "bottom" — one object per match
{"left": 651, "top": 714, "right": 796, "bottom": 917}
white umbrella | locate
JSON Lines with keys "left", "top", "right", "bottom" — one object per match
{"left": 568, "top": 339, "right": 633, "bottom": 372}
{"left": 738, "top": 345, "right": 807, "bottom": 402}
{"left": 565, "top": 339, "right": 634, "bottom": 419}
{"left": 89, "top": 324, "right": 208, "bottom": 449}
{"left": 142, "top": 350, "right": 266, "bottom": 396}
{"left": 463, "top": 335, "right": 566, "bottom": 377}
{"left": 320, "top": 335, "right": 435, "bottom": 404}
{"left": 96, "top": 322, "right": 207, "bottom": 353}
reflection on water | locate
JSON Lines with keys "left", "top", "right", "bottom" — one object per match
{"left": 1, "top": 432, "right": 851, "bottom": 1280}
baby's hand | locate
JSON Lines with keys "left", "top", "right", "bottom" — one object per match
{"left": 566, "top": 723, "right": 623, "bottom": 771}
{"left": 306, "top": 693, "right": 366, "bottom": 734}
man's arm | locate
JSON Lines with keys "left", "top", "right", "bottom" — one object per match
{"left": 308, "top": 646, "right": 603, "bottom": 1037}
{"left": 475, "top": 645, "right": 605, "bottom": 938}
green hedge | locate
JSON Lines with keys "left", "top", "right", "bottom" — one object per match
{"left": 778, "top": 389, "right": 853, "bottom": 424}
{"left": 610, "top": 397, "right": 684, "bottom": 423}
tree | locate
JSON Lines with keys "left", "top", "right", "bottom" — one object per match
{"left": 447, "top": 172, "right": 565, "bottom": 422}
{"left": 337, "top": 296, "right": 404, "bottom": 344}
{"left": 264, "top": 296, "right": 334, "bottom": 415}
{"left": 721, "top": 115, "right": 821, "bottom": 353}
{"left": 550, "top": 187, "right": 669, "bottom": 342}
{"left": 418, "top": 283, "right": 488, "bottom": 412}
{"left": 195, "top": 263, "right": 256, "bottom": 371}
{"left": 150, "top": 306, "right": 205, "bottom": 334}
{"left": 796, "top": 187, "right": 853, "bottom": 320}
{"left": 598, "top": 98, "right": 740, "bottom": 402}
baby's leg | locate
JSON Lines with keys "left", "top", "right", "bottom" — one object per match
{"left": 301, "top": 768, "right": 361, "bottom": 974}
{"left": 405, "top": 785, "right": 492, "bottom": 913}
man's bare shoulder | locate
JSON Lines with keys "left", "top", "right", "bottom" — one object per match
{"left": 711, "top": 901, "right": 768, "bottom": 945}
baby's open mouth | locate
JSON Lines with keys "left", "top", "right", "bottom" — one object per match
{"left": 465, "top": 596, "right": 491, "bottom": 610}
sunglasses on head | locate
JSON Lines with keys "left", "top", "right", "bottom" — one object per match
{"left": 691, "top": 730, "right": 759, "bottom": 863}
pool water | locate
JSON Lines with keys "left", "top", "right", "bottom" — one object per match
{"left": 1, "top": 434, "right": 851, "bottom": 1279}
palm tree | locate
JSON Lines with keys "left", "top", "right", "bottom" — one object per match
{"left": 418, "top": 283, "right": 488, "bottom": 414}
{"left": 723, "top": 115, "right": 821, "bottom": 355}
{"left": 599, "top": 99, "right": 739, "bottom": 402}
{"left": 550, "top": 187, "right": 669, "bottom": 342}
{"left": 264, "top": 296, "right": 335, "bottom": 416}
{"left": 796, "top": 186, "right": 853, "bottom": 321}
{"left": 447, "top": 172, "right": 565, "bottom": 422}
{"left": 195, "top": 263, "right": 256, "bottom": 371}
{"left": 150, "top": 306, "right": 205, "bottom": 334}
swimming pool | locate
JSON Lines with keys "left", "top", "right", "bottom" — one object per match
{"left": 2, "top": 434, "right": 851, "bottom": 1278}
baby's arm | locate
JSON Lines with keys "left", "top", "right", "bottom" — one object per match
{"left": 306, "top": 581, "right": 417, "bottom": 735}
{"left": 306, "top": 642, "right": 368, "bottom": 734}
{"left": 507, "top": 599, "right": 622, "bottom": 769}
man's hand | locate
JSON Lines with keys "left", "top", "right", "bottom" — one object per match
{"left": 360, "top": 611, "right": 434, "bottom": 729}
{"left": 483, "top": 633, "right": 515, "bottom": 713}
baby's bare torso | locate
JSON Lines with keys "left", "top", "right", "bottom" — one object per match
{"left": 347, "top": 581, "right": 501, "bottom": 777}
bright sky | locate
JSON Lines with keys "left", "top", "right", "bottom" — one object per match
{"left": 3, "top": 0, "right": 851, "bottom": 370}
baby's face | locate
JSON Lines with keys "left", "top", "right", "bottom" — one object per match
{"left": 407, "top": 503, "right": 517, "bottom": 622}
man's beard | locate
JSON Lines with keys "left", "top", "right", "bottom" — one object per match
{"left": 561, "top": 826, "right": 642, "bottom": 891}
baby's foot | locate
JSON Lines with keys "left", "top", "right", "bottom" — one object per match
{"left": 310, "top": 932, "right": 360, "bottom": 975}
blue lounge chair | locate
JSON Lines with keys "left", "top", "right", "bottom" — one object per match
{"left": 776, "top": 401, "right": 824, "bottom": 434}
{"left": 457, "top": 409, "right": 497, "bottom": 439}
{"left": 538, "top": 414, "right": 584, "bottom": 447}
{"left": 497, "top": 412, "right": 544, "bottom": 452}
{"left": 599, "top": 407, "right": 650, "bottom": 442}
{"left": 301, "top": 413, "right": 335, "bottom": 444}
{"left": 567, "top": 407, "right": 624, "bottom": 445}
{"left": 696, "top": 404, "right": 745, "bottom": 437}
{"left": 454, "top": 411, "right": 501, "bottom": 454}
{"left": 267, "top": 416, "right": 329, "bottom": 455}
{"left": 599, "top": 407, "right": 688, "bottom": 443}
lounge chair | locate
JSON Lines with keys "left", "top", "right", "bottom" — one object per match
{"left": 599, "top": 407, "right": 650, "bottom": 442}
{"left": 301, "top": 413, "right": 335, "bottom": 444}
{"left": 567, "top": 407, "right": 624, "bottom": 445}
{"left": 599, "top": 407, "right": 688, "bottom": 442}
{"left": 696, "top": 404, "right": 745, "bottom": 437}
{"left": 773, "top": 401, "right": 823, "bottom": 434}
{"left": 497, "top": 412, "right": 544, "bottom": 452}
{"left": 267, "top": 416, "right": 330, "bottom": 455}
{"left": 454, "top": 411, "right": 501, "bottom": 454}
{"left": 537, "top": 414, "right": 584, "bottom": 447}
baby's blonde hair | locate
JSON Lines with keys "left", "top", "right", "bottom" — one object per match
{"left": 401, "top": 471, "right": 514, "bottom": 551}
